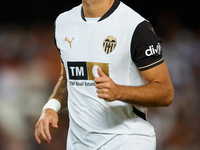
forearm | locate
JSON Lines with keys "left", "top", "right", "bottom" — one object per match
{"left": 49, "top": 75, "right": 68, "bottom": 113}
{"left": 95, "top": 63, "right": 174, "bottom": 107}
{"left": 117, "top": 81, "right": 173, "bottom": 107}
{"left": 117, "top": 63, "right": 174, "bottom": 107}
{"left": 36, "top": 64, "right": 67, "bottom": 144}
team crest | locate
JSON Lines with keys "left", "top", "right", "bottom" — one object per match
{"left": 103, "top": 36, "right": 117, "bottom": 54}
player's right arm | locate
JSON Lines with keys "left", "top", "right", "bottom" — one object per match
{"left": 34, "top": 63, "right": 68, "bottom": 144}
{"left": 48, "top": 63, "right": 68, "bottom": 113}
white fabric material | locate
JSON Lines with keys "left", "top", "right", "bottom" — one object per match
{"left": 42, "top": 98, "right": 61, "bottom": 113}
{"left": 85, "top": 17, "right": 100, "bottom": 22}
{"left": 67, "top": 128, "right": 156, "bottom": 150}
{"left": 99, "top": 134, "right": 156, "bottom": 150}
{"left": 55, "top": 2, "right": 156, "bottom": 149}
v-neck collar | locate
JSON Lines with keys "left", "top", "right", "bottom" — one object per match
{"left": 81, "top": 0, "right": 120, "bottom": 22}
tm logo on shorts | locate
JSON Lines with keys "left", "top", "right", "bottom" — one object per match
{"left": 67, "top": 62, "right": 109, "bottom": 80}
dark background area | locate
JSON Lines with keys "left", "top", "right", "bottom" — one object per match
{"left": 0, "top": 0, "right": 199, "bottom": 29}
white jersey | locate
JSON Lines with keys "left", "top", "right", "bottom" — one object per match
{"left": 54, "top": 0, "right": 163, "bottom": 149}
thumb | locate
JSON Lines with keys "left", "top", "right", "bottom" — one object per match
{"left": 51, "top": 118, "right": 58, "bottom": 129}
{"left": 97, "top": 67, "right": 107, "bottom": 77}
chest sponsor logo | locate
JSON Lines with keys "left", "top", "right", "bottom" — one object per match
{"left": 103, "top": 36, "right": 117, "bottom": 54}
{"left": 145, "top": 42, "right": 162, "bottom": 57}
{"left": 67, "top": 62, "right": 109, "bottom": 81}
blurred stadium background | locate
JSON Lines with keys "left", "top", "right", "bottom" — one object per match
{"left": 0, "top": 0, "right": 199, "bottom": 150}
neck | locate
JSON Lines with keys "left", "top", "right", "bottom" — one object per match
{"left": 82, "top": 0, "right": 115, "bottom": 18}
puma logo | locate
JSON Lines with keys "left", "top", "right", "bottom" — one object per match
{"left": 64, "top": 37, "right": 75, "bottom": 48}
{"left": 149, "top": 27, "right": 156, "bottom": 35}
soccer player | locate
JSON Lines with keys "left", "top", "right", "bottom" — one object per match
{"left": 35, "top": 0, "right": 174, "bottom": 149}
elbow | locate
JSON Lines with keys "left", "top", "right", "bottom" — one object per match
{"left": 163, "top": 95, "right": 173, "bottom": 107}
{"left": 163, "top": 85, "right": 174, "bottom": 107}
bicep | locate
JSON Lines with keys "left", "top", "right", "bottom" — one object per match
{"left": 141, "top": 62, "right": 173, "bottom": 87}
{"left": 61, "top": 63, "right": 67, "bottom": 79}
{"left": 140, "top": 62, "right": 174, "bottom": 106}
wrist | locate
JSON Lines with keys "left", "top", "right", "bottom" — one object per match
{"left": 42, "top": 98, "right": 61, "bottom": 113}
{"left": 115, "top": 84, "right": 123, "bottom": 100}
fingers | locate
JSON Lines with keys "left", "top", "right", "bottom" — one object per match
{"left": 43, "top": 121, "right": 51, "bottom": 142}
{"left": 97, "top": 67, "right": 107, "bottom": 77}
{"left": 95, "top": 74, "right": 119, "bottom": 101}
{"left": 94, "top": 69, "right": 111, "bottom": 100}
{"left": 94, "top": 67, "right": 119, "bottom": 101}
{"left": 94, "top": 76, "right": 110, "bottom": 85}
{"left": 40, "top": 123, "right": 50, "bottom": 144}
{"left": 51, "top": 118, "right": 59, "bottom": 129}
{"left": 94, "top": 67, "right": 109, "bottom": 84}
{"left": 96, "top": 88, "right": 109, "bottom": 99}
{"left": 95, "top": 80, "right": 111, "bottom": 100}
{"left": 34, "top": 109, "right": 59, "bottom": 144}
{"left": 95, "top": 82, "right": 110, "bottom": 89}
{"left": 35, "top": 124, "right": 41, "bottom": 144}
{"left": 35, "top": 120, "right": 50, "bottom": 144}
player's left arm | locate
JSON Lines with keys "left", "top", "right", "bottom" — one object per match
{"left": 95, "top": 62, "right": 174, "bottom": 107}
{"left": 95, "top": 20, "right": 174, "bottom": 107}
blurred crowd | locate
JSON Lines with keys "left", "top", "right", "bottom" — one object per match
{"left": 0, "top": 11, "right": 200, "bottom": 150}
{"left": 148, "top": 11, "right": 200, "bottom": 150}
{"left": 0, "top": 23, "right": 68, "bottom": 150}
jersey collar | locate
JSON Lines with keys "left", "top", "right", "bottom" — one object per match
{"left": 81, "top": 0, "right": 120, "bottom": 22}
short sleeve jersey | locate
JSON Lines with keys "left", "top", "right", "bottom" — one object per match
{"left": 54, "top": 0, "right": 163, "bottom": 149}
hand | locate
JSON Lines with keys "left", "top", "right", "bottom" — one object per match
{"left": 35, "top": 109, "right": 58, "bottom": 144}
{"left": 94, "top": 67, "right": 121, "bottom": 102}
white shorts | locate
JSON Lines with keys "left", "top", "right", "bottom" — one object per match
{"left": 67, "top": 129, "right": 156, "bottom": 150}
{"left": 99, "top": 134, "right": 156, "bottom": 150}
